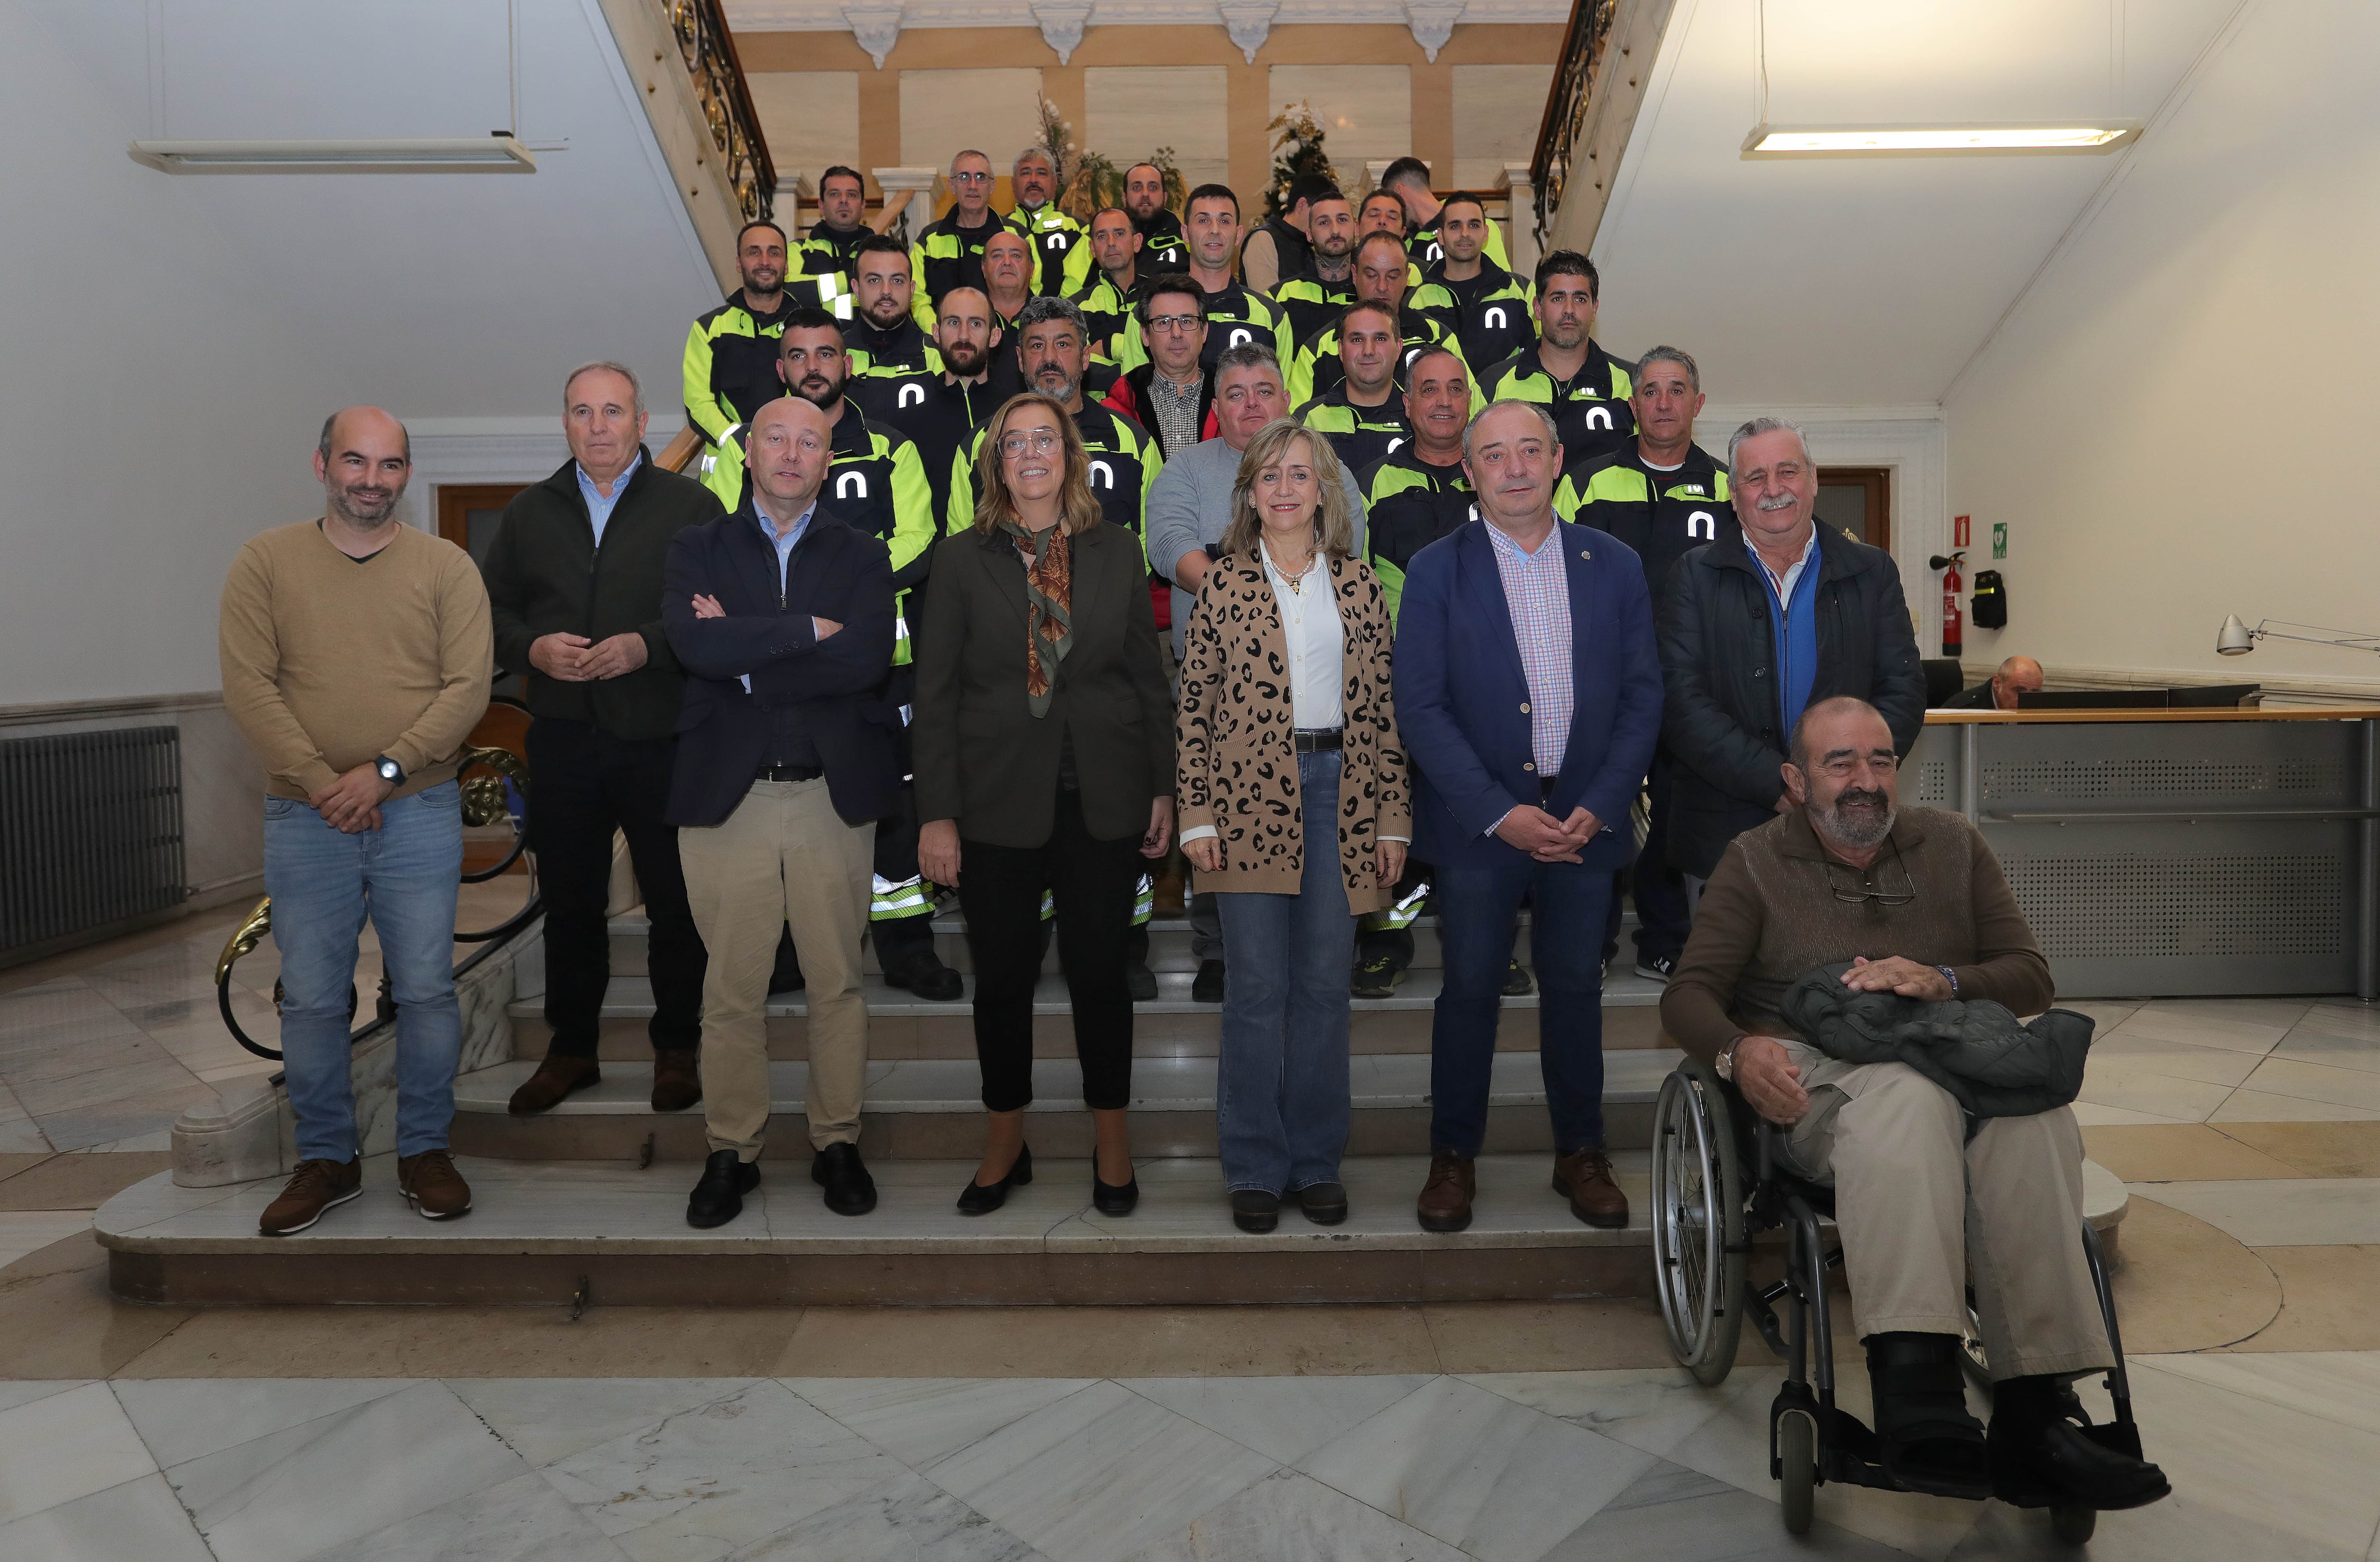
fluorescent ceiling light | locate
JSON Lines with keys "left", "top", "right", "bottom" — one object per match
{"left": 129, "top": 137, "right": 536, "bottom": 173}
{"left": 1742, "top": 123, "right": 2139, "bottom": 158}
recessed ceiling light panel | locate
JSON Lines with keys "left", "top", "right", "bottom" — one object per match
{"left": 129, "top": 137, "right": 537, "bottom": 173}
{"left": 1741, "top": 123, "right": 2140, "bottom": 158}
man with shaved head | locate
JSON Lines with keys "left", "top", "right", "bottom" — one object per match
{"left": 1945, "top": 654, "right": 2044, "bottom": 711}
{"left": 222, "top": 407, "right": 492, "bottom": 1236}
{"left": 663, "top": 393, "right": 901, "bottom": 1230}
{"left": 480, "top": 362, "right": 724, "bottom": 1120}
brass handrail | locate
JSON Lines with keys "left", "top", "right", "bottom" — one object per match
{"left": 664, "top": 0, "right": 776, "bottom": 223}
{"left": 1529, "top": 0, "right": 1620, "bottom": 251}
{"left": 215, "top": 744, "right": 540, "bottom": 1060}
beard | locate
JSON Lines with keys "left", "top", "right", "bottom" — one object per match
{"left": 742, "top": 264, "right": 784, "bottom": 294}
{"left": 863, "top": 297, "right": 908, "bottom": 329}
{"left": 1030, "top": 365, "right": 1078, "bottom": 404}
{"left": 941, "top": 340, "right": 986, "bottom": 376}
{"left": 329, "top": 479, "right": 400, "bottom": 526}
{"left": 1810, "top": 785, "right": 1896, "bottom": 850}
{"left": 791, "top": 373, "right": 841, "bottom": 411}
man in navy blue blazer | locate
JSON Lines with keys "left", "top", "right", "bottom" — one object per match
{"left": 662, "top": 397, "right": 901, "bottom": 1231}
{"left": 1394, "top": 400, "right": 1663, "bottom": 1233}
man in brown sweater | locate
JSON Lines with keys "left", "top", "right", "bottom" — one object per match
{"left": 219, "top": 406, "right": 492, "bottom": 1236}
{"left": 1662, "top": 696, "right": 2168, "bottom": 1514}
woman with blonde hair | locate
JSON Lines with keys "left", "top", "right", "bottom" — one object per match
{"left": 913, "top": 393, "right": 1176, "bottom": 1216}
{"left": 1175, "top": 417, "right": 1409, "bottom": 1232}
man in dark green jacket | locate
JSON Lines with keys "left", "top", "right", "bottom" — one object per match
{"left": 479, "top": 362, "right": 724, "bottom": 1118}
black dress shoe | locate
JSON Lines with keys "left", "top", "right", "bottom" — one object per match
{"left": 957, "top": 1143, "right": 1031, "bottom": 1215}
{"left": 1191, "top": 959, "right": 1226, "bottom": 1003}
{"left": 1092, "top": 1167, "right": 1139, "bottom": 1216}
{"left": 812, "top": 1142, "right": 878, "bottom": 1216}
{"left": 886, "top": 949, "right": 964, "bottom": 1002}
{"left": 1125, "top": 960, "right": 1158, "bottom": 1002}
{"left": 1502, "top": 959, "right": 1535, "bottom": 996}
{"left": 1230, "top": 1189, "right": 1280, "bottom": 1233}
{"left": 1989, "top": 1374, "right": 2171, "bottom": 1511}
{"left": 1298, "top": 1181, "right": 1349, "bottom": 1225}
{"left": 687, "top": 1148, "right": 760, "bottom": 1228}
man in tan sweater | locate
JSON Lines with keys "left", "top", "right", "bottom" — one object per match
{"left": 1663, "top": 696, "right": 2167, "bottom": 1514}
{"left": 219, "top": 406, "right": 492, "bottom": 1236}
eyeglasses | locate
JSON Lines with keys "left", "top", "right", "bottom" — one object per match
{"left": 999, "top": 430, "right": 1061, "bottom": 458}
{"left": 1822, "top": 840, "right": 1917, "bottom": 907}
{"left": 1147, "top": 314, "right": 1203, "bottom": 334}
{"left": 1812, "top": 752, "right": 1898, "bottom": 781}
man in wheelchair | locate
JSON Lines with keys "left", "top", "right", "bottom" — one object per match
{"left": 1662, "top": 696, "right": 2169, "bottom": 1513}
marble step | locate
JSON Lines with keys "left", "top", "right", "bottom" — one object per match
{"left": 603, "top": 908, "right": 1640, "bottom": 977}
{"left": 451, "top": 1049, "right": 1682, "bottom": 1161}
{"left": 508, "top": 970, "right": 1675, "bottom": 1062}
{"left": 98, "top": 1151, "right": 1663, "bottom": 1307}
{"left": 93, "top": 1152, "right": 2130, "bottom": 1310}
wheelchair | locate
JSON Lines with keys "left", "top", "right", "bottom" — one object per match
{"left": 1649, "top": 1058, "right": 2141, "bottom": 1544}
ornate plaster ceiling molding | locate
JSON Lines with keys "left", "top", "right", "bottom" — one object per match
{"left": 725, "top": 0, "right": 1562, "bottom": 38}
{"left": 842, "top": 3, "right": 905, "bottom": 66}
{"left": 1402, "top": 0, "right": 1464, "bottom": 60}
{"left": 1030, "top": 1, "right": 1095, "bottom": 60}
{"left": 1214, "top": 0, "right": 1279, "bottom": 61}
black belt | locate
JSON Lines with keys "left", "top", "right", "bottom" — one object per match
{"left": 1292, "top": 728, "right": 1344, "bottom": 753}
{"left": 758, "top": 763, "right": 824, "bottom": 783}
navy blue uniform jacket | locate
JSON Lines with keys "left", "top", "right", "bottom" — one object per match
{"left": 660, "top": 505, "right": 902, "bottom": 829}
{"left": 1393, "top": 519, "right": 1663, "bottom": 870}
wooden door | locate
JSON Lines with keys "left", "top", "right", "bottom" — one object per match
{"left": 1814, "top": 466, "right": 1890, "bottom": 552}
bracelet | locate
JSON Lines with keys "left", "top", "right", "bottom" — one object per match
{"left": 1935, "top": 964, "right": 1960, "bottom": 998}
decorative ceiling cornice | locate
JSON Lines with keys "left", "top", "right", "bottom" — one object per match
{"left": 726, "top": 0, "right": 1571, "bottom": 59}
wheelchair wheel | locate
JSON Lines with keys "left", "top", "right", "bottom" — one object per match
{"left": 1778, "top": 1408, "right": 1817, "bottom": 1535}
{"left": 1652, "top": 1064, "right": 1746, "bottom": 1385}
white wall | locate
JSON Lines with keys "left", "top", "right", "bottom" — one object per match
{"left": 1944, "top": 1, "right": 2380, "bottom": 693}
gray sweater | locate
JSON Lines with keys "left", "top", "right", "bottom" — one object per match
{"left": 1145, "top": 435, "right": 1368, "bottom": 658}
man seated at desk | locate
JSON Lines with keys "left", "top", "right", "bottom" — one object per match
{"left": 1661, "top": 695, "right": 2170, "bottom": 1513}
{"left": 1944, "top": 654, "right": 2044, "bottom": 711}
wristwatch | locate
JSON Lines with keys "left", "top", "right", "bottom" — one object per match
{"left": 1935, "top": 965, "right": 1960, "bottom": 998}
{"left": 1715, "top": 1036, "right": 1744, "bottom": 1081}
{"left": 374, "top": 755, "right": 405, "bottom": 786}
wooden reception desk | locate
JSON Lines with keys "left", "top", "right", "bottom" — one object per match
{"left": 1908, "top": 707, "right": 2380, "bottom": 998}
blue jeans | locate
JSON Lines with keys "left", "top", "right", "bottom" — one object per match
{"left": 264, "top": 781, "right": 464, "bottom": 1162}
{"left": 1431, "top": 850, "right": 1611, "bottom": 1157}
{"left": 1212, "top": 749, "right": 1354, "bottom": 1193}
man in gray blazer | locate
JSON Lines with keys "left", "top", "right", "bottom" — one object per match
{"left": 1145, "top": 342, "right": 1367, "bottom": 999}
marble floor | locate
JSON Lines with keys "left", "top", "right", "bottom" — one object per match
{"left": 5, "top": 915, "right": 2380, "bottom": 1560}
{"left": 5, "top": 1356, "right": 2380, "bottom": 1561}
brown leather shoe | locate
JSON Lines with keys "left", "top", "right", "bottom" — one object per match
{"left": 650, "top": 1050, "right": 702, "bottom": 1113}
{"left": 259, "top": 1157, "right": 362, "bottom": 1235}
{"left": 398, "top": 1149, "right": 473, "bottom": 1220}
{"left": 508, "top": 1054, "right": 601, "bottom": 1116}
{"left": 1416, "top": 1150, "right": 1476, "bottom": 1233}
{"left": 1555, "top": 1147, "right": 1630, "bottom": 1229}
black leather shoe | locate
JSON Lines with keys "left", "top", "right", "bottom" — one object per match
{"left": 957, "top": 1143, "right": 1032, "bottom": 1215}
{"left": 1866, "top": 1332, "right": 1992, "bottom": 1500}
{"left": 1298, "top": 1181, "right": 1349, "bottom": 1225}
{"left": 687, "top": 1149, "right": 760, "bottom": 1229}
{"left": 1191, "top": 959, "right": 1226, "bottom": 1003}
{"left": 1230, "top": 1189, "right": 1280, "bottom": 1233}
{"left": 1502, "top": 959, "right": 1535, "bottom": 996}
{"left": 1125, "top": 960, "right": 1158, "bottom": 1002}
{"left": 812, "top": 1142, "right": 878, "bottom": 1216}
{"left": 1989, "top": 1374, "right": 2171, "bottom": 1512}
{"left": 1092, "top": 1168, "right": 1140, "bottom": 1215}
{"left": 886, "top": 949, "right": 964, "bottom": 1002}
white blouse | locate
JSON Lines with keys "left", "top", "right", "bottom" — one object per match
{"left": 1261, "top": 547, "right": 1343, "bottom": 731}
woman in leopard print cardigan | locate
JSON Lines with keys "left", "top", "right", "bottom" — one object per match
{"left": 1174, "top": 419, "right": 1410, "bottom": 1232}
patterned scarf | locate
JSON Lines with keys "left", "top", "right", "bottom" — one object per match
{"left": 999, "top": 519, "right": 1074, "bottom": 717}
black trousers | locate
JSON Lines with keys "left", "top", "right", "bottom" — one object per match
{"left": 1604, "top": 748, "right": 1692, "bottom": 965}
{"left": 526, "top": 718, "right": 705, "bottom": 1058}
{"left": 957, "top": 788, "right": 1140, "bottom": 1112}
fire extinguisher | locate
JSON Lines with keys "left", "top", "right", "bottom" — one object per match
{"left": 1927, "top": 551, "right": 1966, "bottom": 658}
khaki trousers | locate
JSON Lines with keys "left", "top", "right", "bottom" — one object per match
{"left": 678, "top": 778, "right": 874, "bottom": 1159}
{"left": 1777, "top": 1038, "right": 2113, "bottom": 1381}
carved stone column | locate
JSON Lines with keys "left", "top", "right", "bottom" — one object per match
{"left": 1498, "top": 162, "right": 1538, "bottom": 277}
{"left": 873, "top": 165, "right": 940, "bottom": 244}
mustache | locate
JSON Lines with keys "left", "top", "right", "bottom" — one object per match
{"left": 1835, "top": 787, "right": 1890, "bottom": 811}
{"left": 1756, "top": 492, "right": 1799, "bottom": 511}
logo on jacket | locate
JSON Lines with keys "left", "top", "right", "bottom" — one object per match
{"left": 1089, "top": 459, "right": 1114, "bottom": 489}
{"left": 898, "top": 384, "right": 924, "bottom": 408}
{"left": 1687, "top": 510, "right": 1716, "bottom": 539}
{"left": 836, "top": 472, "right": 869, "bottom": 499}
{"left": 1484, "top": 306, "right": 1507, "bottom": 331}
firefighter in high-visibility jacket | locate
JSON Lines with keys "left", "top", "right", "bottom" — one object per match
{"left": 1005, "top": 146, "right": 1095, "bottom": 299}
{"left": 946, "top": 296, "right": 1165, "bottom": 995}
{"left": 1292, "top": 299, "right": 1414, "bottom": 475}
{"left": 696, "top": 308, "right": 960, "bottom": 999}
{"left": 1407, "top": 195, "right": 1536, "bottom": 376}
{"left": 1476, "top": 250, "right": 1635, "bottom": 470}
{"left": 682, "top": 218, "right": 855, "bottom": 453}
{"left": 1284, "top": 233, "right": 1477, "bottom": 409}
{"left": 1549, "top": 345, "right": 1728, "bottom": 984}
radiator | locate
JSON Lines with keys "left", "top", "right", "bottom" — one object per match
{"left": 0, "top": 726, "right": 188, "bottom": 957}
